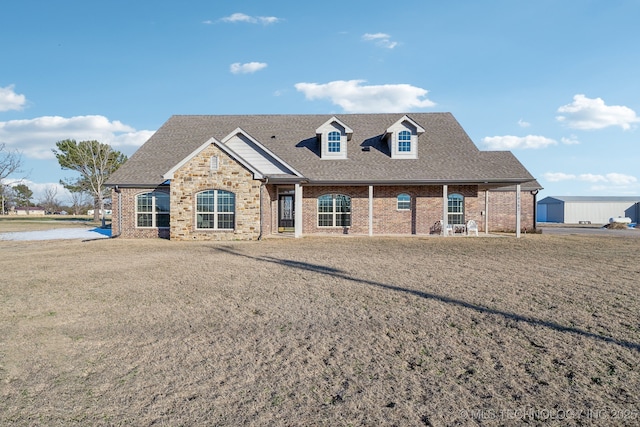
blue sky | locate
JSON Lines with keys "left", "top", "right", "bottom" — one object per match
{"left": 1, "top": 0, "right": 639, "bottom": 203}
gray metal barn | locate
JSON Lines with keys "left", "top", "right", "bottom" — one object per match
{"left": 537, "top": 196, "right": 640, "bottom": 224}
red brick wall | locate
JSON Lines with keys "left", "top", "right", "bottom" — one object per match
{"left": 111, "top": 187, "right": 171, "bottom": 239}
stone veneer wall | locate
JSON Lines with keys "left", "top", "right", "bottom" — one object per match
{"left": 170, "top": 144, "right": 262, "bottom": 241}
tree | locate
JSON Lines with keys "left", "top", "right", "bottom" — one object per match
{"left": 1, "top": 143, "right": 23, "bottom": 215}
{"left": 39, "top": 185, "right": 59, "bottom": 214}
{"left": 68, "top": 187, "right": 91, "bottom": 215}
{"left": 53, "top": 140, "right": 127, "bottom": 224}
{"left": 13, "top": 184, "right": 33, "bottom": 214}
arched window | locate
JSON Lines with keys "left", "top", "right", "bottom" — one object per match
{"left": 196, "top": 190, "right": 235, "bottom": 230}
{"left": 398, "top": 130, "right": 411, "bottom": 152}
{"left": 318, "top": 194, "right": 351, "bottom": 227}
{"left": 327, "top": 131, "right": 341, "bottom": 153}
{"left": 397, "top": 193, "right": 410, "bottom": 210}
{"left": 447, "top": 193, "right": 464, "bottom": 225}
{"left": 136, "top": 192, "right": 170, "bottom": 228}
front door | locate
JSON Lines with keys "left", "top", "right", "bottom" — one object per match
{"left": 278, "top": 194, "right": 295, "bottom": 232}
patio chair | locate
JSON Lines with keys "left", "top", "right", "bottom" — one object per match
{"left": 466, "top": 220, "right": 478, "bottom": 236}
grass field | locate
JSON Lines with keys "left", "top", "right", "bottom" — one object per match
{"left": 0, "top": 225, "right": 639, "bottom": 426}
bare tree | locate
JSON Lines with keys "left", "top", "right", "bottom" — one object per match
{"left": 68, "top": 188, "right": 91, "bottom": 215}
{"left": 39, "top": 185, "right": 59, "bottom": 214}
{"left": 0, "top": 143, "right": 23, "bottom": 215}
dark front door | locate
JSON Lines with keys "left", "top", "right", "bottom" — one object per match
{"left": 278, "top": 194, "right": 294, "bottom": 232}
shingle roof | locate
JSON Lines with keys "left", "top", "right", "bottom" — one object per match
{"left": 107, "top": 113, "right": 535, "bottom": 186}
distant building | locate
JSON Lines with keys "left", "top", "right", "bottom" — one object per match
{"left": 537, "top": 196, "right": 640, "bottom": 224}
{"left": 13, "top": 206, "right": 47, "bottom": 216}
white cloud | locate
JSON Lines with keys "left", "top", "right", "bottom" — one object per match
{"left": 556, "top": 94, "right": 640, "bottom": 130}
{"left": 362, "top": 33, "right": 398, "bottom": 49}
{"left": 230, "top": 62, "right": 268, "bottom": 74}
{"left": 221, "top": 13, "right": 281, "bottom": 25}
{"left": 0, "top": 84, "right": 27, "bottom": 112}
{"left": 517, "top": 119, "right": 531, "bottom": 128}
{"left": 0, "top": 115, "right": 154, "bottom": 159}
{"left": 542, "top": 172, "right": 577, "bottom": 182}
{"left": 543, "top": 171, "right": 637, "bottom": 186}
{"left": 481, "top": 135, "right": 557, "bottom": 150}
{"left": 294, "top": 80, "right": 435, "bottom": 113}
{"left": 561, "top": 135, "right": 580, "bottom": 145}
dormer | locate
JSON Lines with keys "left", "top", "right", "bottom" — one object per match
{"left": 384, "top": 115, "right": 425, "bottom": 159}
{"left": 316, "top": 116, "right": 353, "bottom": 159}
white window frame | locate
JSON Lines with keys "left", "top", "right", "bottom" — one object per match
{"left": 195, "top": 189, "right": 235, "bottom": 230}
{"left": 448, "top": 193, "right": 465, "bottom": 225}
{"left": 317, "top": 194, "right": 351, "bottom": 227}
{"left": 397, "top": 193, "right": 411, "bottom": 210}
{"left": 135, "top": 192, "right": 170, "bottom": 228}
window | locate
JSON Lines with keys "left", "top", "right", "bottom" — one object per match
{"left": 196, "top": 190, "right": 235, "bottom": 230}
{"left": 318, "top": 194, "right": 351, "bottom": 227}
{"left": 398, "top": 130, "right": 411, "bottom": 152}
{"left": 136, "top": 192, "right": 170, "bottom": 228}
{"left": 328, "top": 131, "right": 341, "bottom": 153}
{"left": 448, "top": 193, "right": 464, "bottom": 225}
{"left": 210, "top": 156, "right": 219, "bottom": 171}
{"left": 397, "top": 193, "right": 410, "bottom": 210}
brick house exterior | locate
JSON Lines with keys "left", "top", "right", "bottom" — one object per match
{"left": 107, "top": 113, "right": 541, "bottom": 240}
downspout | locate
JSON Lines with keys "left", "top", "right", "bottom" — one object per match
{"left": 111, "top": 185, "right": 122, "bottom": 239}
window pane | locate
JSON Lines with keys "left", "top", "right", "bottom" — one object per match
{"left": 318, "top": 195, "right": 333, "bottom": 213}
{"left": 399, "top": 131, "right": 411, "bottom": 152}
{"left": 397, "top": 193, "right": 410, "bottom": 210}
{"left": 155, "top": 193, "right": 170, "bottom": 213}
{"left": 137, "top": 193, "right": 153, "bottom": 213}
{"left": 137, "top": 213, "right": 153, "bottom": 227}
{"left": 217, "top": 191, "right": 235, "bottom": 213}
{"left": 197, "top": 191, "right": 215, "bottom": 213}
{"left": 318, "top": 213, "right": 333, "bottom": 227}
{"left": 328, "top": 131, "right": 341, "bottom": 152}
{"left": 197, "top": 213, "right": 214, "bottom": 229}
{"left": 156, "top": 213, "right": 170, "bottom": 228}
{"left": 217, "top": 213, "right": 234, "bottom": 229}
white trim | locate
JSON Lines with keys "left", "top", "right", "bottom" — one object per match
{"left": 442, "top": 185, "right": 448, "bottom": 236}
{"left": 369, "top": 185, "right": 374, "bottom": 236}
{"left": 222, "top": 128, "right": 304, "bottom": 177}
{"left": 315, "top": 116, "right": 353, "bottom": 139}
{"left": 294, "top": 183, "right": 302, "bottom": 238}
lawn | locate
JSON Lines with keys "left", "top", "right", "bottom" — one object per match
{"left": 0, "top": 233, "right": 638, "bottom": 426}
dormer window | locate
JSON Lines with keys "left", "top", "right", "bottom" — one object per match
{"left": 328, "top": 131, "right": 341, "bottom": 153}
{"left": 316, "top": 116, "right": 353, "bottom": 159}
{"left": 384, "top": 115, "right": 425, "bottom": 159}
{"left": 398, "top": 131, "right": 411, "bottom": 152}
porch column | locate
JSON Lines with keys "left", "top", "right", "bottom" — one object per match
{"left": 484, "top": 189, "right": 489, "bottom": 235}
{"left": 442, "top": 185, "right": 448, "bottom": 236}
{"left": 294, "top": 183, "right": 303, "bottom": 238}
{"left": 515, "top": 184, "right": 521, "bottom": 238}
{"left": 368, "top": 185, "right": 374, "bottom": 236}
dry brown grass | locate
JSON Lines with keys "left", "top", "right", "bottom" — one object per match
{"left": 0, "top": 233, "right": 639, "bottom": 426}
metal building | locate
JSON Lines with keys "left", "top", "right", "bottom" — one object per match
{"left": 537, "top": 196, "right": 640, "bottom": 224}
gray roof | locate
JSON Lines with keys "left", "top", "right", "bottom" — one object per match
{"left": 539, "top": 196, "right": 640, "bottom": 204}
{"left": 107, "top": 113, "right": 536, "bottom": 187}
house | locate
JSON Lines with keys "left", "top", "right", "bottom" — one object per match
{"left": 538, "top": 196, "right": 640, "bottom": 224}
{"left": 106, "top": 113, "right": 541, "bottom": 240}
{"left": 12, "top": 206, "right": 46, "bottom": 216}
